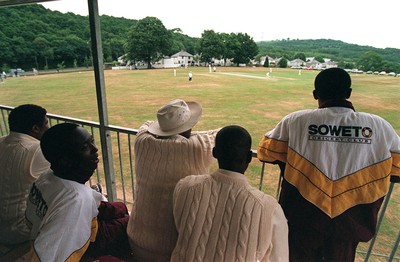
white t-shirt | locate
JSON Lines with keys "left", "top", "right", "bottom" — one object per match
{"left": 26, "top": 171, "right": 102, "bottom": 261}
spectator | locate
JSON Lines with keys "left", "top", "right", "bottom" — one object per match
{"left": 257, "top": 68, "right": 400, "bottom": 261}
{"left": 0, "top": 104, "right": 50, "bottom": 245}
{"left": 127, "top": 99, "right": 219, "bottom": 261}
{"left": 25, "top": 123, "right": 130, "bottom": 261}
{"left": 172, "top": 125, "right": 289, "bottom": 261}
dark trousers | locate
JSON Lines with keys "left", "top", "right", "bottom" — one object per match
{"left": 289, "top": 224, "right": 358, "bottom": 262}
{"left": 279, "top": 179, "right": 384, "bottom": 262}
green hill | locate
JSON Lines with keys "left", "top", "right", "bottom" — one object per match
{"left": 257, "top": 38, "right": 400, "bottom": 66}
{"left": 0, "top": 4, "right": 399, "bottom": 72}
{"left": 0, "top": 4, "right": 133, "bottom": 70}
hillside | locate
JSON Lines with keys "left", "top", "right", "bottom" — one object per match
{"left": 257, "top": 39, "right": 400, "bottom": 65}
{"left": 0, "top": 4, "right": 399, "bottom": 71}
{"left": 0, "top": 4, "right": 134, "bottom": 70}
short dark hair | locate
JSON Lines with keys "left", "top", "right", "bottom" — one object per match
{"left": 215, "top": 125, "right": 252, "bottom": 162}
{"left": 40, "top": 123, "right": 79, "bottom": 165}
{"left": 8, "top": 104, "right": 47, "bottom": 134}
{"left": 314, "top": 68, "right": 351, "bottom": 99}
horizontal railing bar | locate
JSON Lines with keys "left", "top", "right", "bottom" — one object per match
{"left": 357, "top": 250, "right": 399, "bottom": 260}
{"left": 45, "top": 111, "right": 139, "bottom": 135}
{"left": 0, "top": 104, "right": 398, "bottom": 260}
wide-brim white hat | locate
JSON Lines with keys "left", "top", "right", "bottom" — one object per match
{"left": 148, "top": 99, "right": 202, "bottom": 137}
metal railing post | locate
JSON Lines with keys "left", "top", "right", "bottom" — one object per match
{"left": 259, "top": 162, "right": 265, "bottom": 191}
{"left": 276, "top": 174, "right": 282, "bottom": 199}
{"left": 364, "top": 181, "right": 395, "bottom": 261}
{"left": 87, "top": 0, "right": 117, "bottom": 201}
{"left": 388, "top": 230, "right": 400, "bottom": 262}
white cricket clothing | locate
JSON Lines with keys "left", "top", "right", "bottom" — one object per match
{"left": 26, "top": 171, "right": 102, "bottom": 261}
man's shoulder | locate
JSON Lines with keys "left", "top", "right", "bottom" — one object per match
{"left": 12, "top": 132, "right": 40, "bottom": 149}
{"left": 191, "top": 128, "right": 220, "bottom": 136}
{"left": 281, "top": 109, "right": 315, "bottom": 120}
{"left": 246, "top": 187, "right": 280, "bottom": 208}
{"left": 190, "top": 129, "right": 220, "bottom": 142}
{"left": 35, "top": 173, "right": 92, "bottom": 198}
{"left": 288, "top": 109, "right": 314, "bottom": 115}
{"left": 176, "top": 174, "right": 211, "bottom": 189}
{"left": 356, "top": 111, "right": 389, "bottom": 121}
{"left": 0, "top": 132, "right": 39, "bottom": 144}
{"left": 348, "top": 111, "right": 396, "bottom": 131}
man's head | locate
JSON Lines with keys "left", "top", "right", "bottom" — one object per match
{"left": 8, "top": 104, "right": 49, "bottom": 140}
{"left": 213, "top": 125, "right": 252, "bottom": 174}
{"left": 148, "top": 99, "right": 202, "bottom": 138}
{"left": 313, "top": 68, "right": 352, "bottom": 100}
{"left": 40, "top": 123, "right": 99, "bottom": 184}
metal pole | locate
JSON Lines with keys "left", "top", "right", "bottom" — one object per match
{"left": 87, "top": 0, "right": 117, "bottom": 201}
{"left": 259, "top": 162, "right": 265, "bottom": 191}
{"left": 388, "top": 230, "right": 400, "bottom": 262}
{"left": 276, "top": 174, "right": 282, "bottom": 199}
{"left": 364, "top": 182, "right": 395, "bottom": 261}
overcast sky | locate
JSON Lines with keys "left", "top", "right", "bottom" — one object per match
{"left": 41, "top": 0, "right": 400, "bottom": 49}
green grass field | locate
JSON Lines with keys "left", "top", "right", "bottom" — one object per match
{"left": 1, "top": 67, "right": 399, "bottom": 260}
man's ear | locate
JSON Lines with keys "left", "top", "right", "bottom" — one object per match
{"left": 31, "top": 124, "right": 40, "bottom": 135}
{"left": 346, "top": 88, "right": 352, "bottom": 99}
{"left": 212, "top": 147, "right": 217, "bottom": 158}
{"left": 246, "top": 151, "right": 252, "bottom": 164}
{"left": 313, "top": 90, "right": 318, "bottom": 100}
{"left": 31, "top": 124, "right": 45, "bottom": 140}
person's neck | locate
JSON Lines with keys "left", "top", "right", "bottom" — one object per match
{"left": 179, "top": 129, "right": 192, "bottom": 139}
{"left": 318, "top": 99, "right": 355, "bottom": 111}
{"left": 53, "top": 169, "right": 86, "bottom": 184}
{"left": 218, "top": 163, "right": 246, "bottom": 174}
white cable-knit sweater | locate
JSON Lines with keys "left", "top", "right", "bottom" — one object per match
{"left": 171, "top": 169, "right": 289, "bottom": 262}
{"left": 127, "top": 121, "right": 219, "bottom": 261}
{"left": 0, "top": 132, "right": 50, "bottom": 244}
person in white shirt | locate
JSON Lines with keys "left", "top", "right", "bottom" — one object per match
{"left": 26, "top": 123, "right": 101, "bottom": 261}
{"left": 26, "top": 123, "right": 131, "bottom": 261}
{"left": 0, "top": 104, "right": 50, "bottom": 244}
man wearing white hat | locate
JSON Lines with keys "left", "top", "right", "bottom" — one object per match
{"left": 127, "top": 99, "right": 220, "bottom": 261}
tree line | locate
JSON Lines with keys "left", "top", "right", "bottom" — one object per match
{"left": 258, "top": 39, "right": 400, "bottom": 72}
{"left": 0, "top": 4, "right": 399, "bottom": 73}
